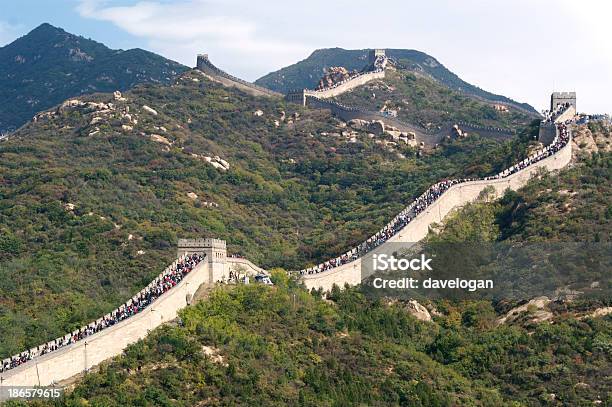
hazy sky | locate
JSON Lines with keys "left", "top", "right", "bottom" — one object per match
{"left": 1, "top": 0, "right": 610, "bottom": 113}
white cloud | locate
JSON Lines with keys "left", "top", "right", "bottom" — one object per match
{"left": 75, "top": 0, "right": 312, "bottom": 79}
{"left": 0, "top": 21, "right": 24, "bottom": 47}
{"left": 75, "top": 0, "right": 611, "bottom": 113}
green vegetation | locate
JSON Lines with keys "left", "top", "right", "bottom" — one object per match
{"left": 335, "top": 68, "right": 533, "bottom": 130}
{"left": 255, "top": 48, "right": 537, "bottom": 114}
{"left": 0, "top": 23, "right": 187, "bottom": 132}
{"left": 0, "top": 68, "right": 543, "bottom": 359}
{"left": 17, "top": 148, "right": 605, "bottom": 407}
{"left": 11, "top": 274, "right": 610, "bottom": 406}
{"left": 429, "top": 151, "right": 611, "bottom": 244}
{"left": 1, "top": 75, "right": 609, "bottom": 403}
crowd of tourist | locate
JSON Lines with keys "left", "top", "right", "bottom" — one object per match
{"left": 544, "top": 102, "right": 573, "bottom": 123}
{"left": 1, "top": 253, "right": 204, "bottom": 374}
{"left": 298, "top": 123, "right": 570, "bottom": 276}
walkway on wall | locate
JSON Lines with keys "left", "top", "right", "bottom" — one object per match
{"left": 293, "top": 53, "right": 516, "bottom": 145}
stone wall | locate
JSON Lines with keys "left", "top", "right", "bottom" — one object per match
{"left": 305, "top": 97, "right": 515, "bottom": 146}
{"left": 1, "top": 261, "right": 211, "bottom": 386}
{"left": 196, "top": 54, "right": 282, "bottom": 98}
{"left": 305, "top": 96, "right": 442, "bottom": 145}
{"left": 305, "top": 70, "right": 385, "bottom": 99}
{"left": 551, "top": 92, "right": 577, "bottom": 110}
{"left": 454, "top": 122, "right": 516, "bottom": 140}
{"left": 539, "top": 122, "right": 557, "bottom": 145}
{"left": 2, "top": 237, "right": 270, "bottom": 386}
{"left": 554, "top": 105, "right": 576, "bottom": 123}
{"left": 227, "top": 258, "right": 267, "bottom": 276}
{"left": 301, "top": 134, "right": 572, "bottom": 292}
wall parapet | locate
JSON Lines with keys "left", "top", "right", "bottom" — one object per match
{"left": 305, "top": 96, "right": 515, "bottom": 144}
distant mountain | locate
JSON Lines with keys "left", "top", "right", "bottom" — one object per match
{"left": 0, "top": 23, "right": 188, "bottom": 132}
{"left": 255, "top": 48, "right": 538, "bottom": 115}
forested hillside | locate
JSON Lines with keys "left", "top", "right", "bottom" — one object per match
{"left": 334, "top": 68, "right": 533, "bottom": 130}
{"left": 12, "top": 129, "right": 610, "bottom": 407}
{"left": 0, "top": 68, "right": 540, "bottom": 360}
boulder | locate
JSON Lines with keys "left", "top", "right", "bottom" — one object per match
{"left": 347, "top": 119, "right": 368, "bottom": 129}
{"left": 406, "top": 300, "right": 432, "bottom": 322}
{"left": 142, "top": 105, "right": 158, "bottom": 115}
{"left": 113, "top": 91, "right": 127, "bottom": 101}
{"left": 149, "top": 134, "right": 172, "bottom": 145}
{"left": 385, "top": 129, "right": 402, "bottom": 140}
{"left": 366, "top": 120, "right": 385, "bottom": 135}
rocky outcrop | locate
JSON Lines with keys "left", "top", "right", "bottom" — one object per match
{"left": 497, "top": 296, "right": 553, "bottom": 325}
{"left": 142, "top": 105, "right": 158, "bottom": 116}
{"left": 316, "top": 66, "right": 359, "bottom": 90}
{"left": 406, "top": 300, "right": 432, "bottom": 322}
{"left": 571, "top": 124, "right": 611, "bottom": 156}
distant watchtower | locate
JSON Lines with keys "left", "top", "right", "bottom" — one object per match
{"left": 196, "top": 54, "right": 210, "bottom": 70}
{"left": 551, "top": 92, "right": 576, "bottom": 111}
{"left": 369, "top": 49, "right": 386, "bottom": 65}
{"left": 177, "top": 238, "right": 227, "bottom": 282}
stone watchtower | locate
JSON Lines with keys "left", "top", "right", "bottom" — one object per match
{"left": 368, "top": 49, "right": 386, "bottom": 65}
{"left": 177, "top": 238, "right": 227, "bottom": 283}
{"left": 551, "top": 92, "right": 576, "bottom": 111}
{"left": 196, "top": 54, "right": 210, "bottom": 70}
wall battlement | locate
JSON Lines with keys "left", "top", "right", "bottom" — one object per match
{"left": 177, "top": 238, "right": 227, "bottom": 249}
{"left": 305, "top": 96, "right": 515, "bottom": 145}
{"left": 551, "top": 91, "right": 576, "bottom": 111}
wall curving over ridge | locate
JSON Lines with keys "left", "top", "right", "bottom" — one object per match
{"left": 301, "top": 134, "right": 572, "bottom": 292}
{"left": 196, "top": 55, "right": 283, "bottom": 98}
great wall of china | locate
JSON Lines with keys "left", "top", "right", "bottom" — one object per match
{"left": 196, "top": 54, "right": 283, "bottom": 98}
{"left": 1, "top": 51, "right": 576, "bottom": 387}
{"left": 196, "top": 50, "right": 518, "bottom": 145}
{"left": 1, "top": 240, "right": 266, "bottom": 387}
{"left": 300, "top": 128, "right": 572, "bottom": 291}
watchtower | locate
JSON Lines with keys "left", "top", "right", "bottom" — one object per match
{"left": 196, "top": 54, "right": 209, "bottom": 70}
{"left": 551, "top": 92, "right": 576, "bottom": 111}
{"left": 369, "top": 49, "right": 386, "bottom": 65}
{"left": 177, "top": 238, "right": 227, "bottom": 282}
{"left": 286, "top": 89, "right": 307, "bottom": 106}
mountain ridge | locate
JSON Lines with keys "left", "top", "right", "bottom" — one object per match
{"left": 0, "top": 23, "right": 188, "bottom": 132}
{"left": 255, "top": 47, "right": 538, "bottom": 115}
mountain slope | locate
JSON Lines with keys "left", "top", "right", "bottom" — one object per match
{"left": 255, "top": 48, "right": 538, "bottom": 114}
{"left": 0, "top": 69, "right": 540, "bottom": 359}
{"left": 0, "top": 23, "right": 188, "bottom": 132}
{"left": 13, "top": 132, "right": 610, "bottom": 406}
{"left": 25, "top": 276, "right": 612, "bottom": 406}
{"left": 335, "top": 68, "right": 533, "bottom": 131}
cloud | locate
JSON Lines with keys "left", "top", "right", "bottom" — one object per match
{"left": 74, "top": 0, "right": 611, "bottom": 112}
{"left": 75, "top": 0, "right": 312, "bottom": 79}
{"left": 0, "top": 21, "right": 24, "bottom": 47}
